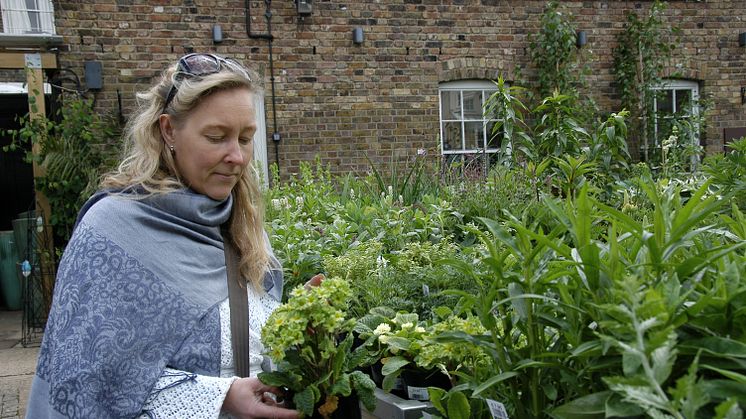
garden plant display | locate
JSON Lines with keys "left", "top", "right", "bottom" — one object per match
{"left": 264, "top": 136, "right": 746, "bottom": 418}
{"left": 259, "top": 276, "right": 376, "bottom": 418}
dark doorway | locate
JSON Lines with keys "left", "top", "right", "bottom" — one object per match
{"left": 0, "top": 94, "right": 35, "bottom": 231}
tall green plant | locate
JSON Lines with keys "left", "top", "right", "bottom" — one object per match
{"left": 612, "top": 0, "right": 679, "bottom": 162}
{"left": 483, "top": 76, "right": 532, "bottom": 166}
{"left": 529, "top": 1, "right": 585, "bottom": 99}
{"left": 533, "top": 91, "right": 590, "bottom": 158}
{"left": 2, "top": 93, "right": 121, "bottom": 250}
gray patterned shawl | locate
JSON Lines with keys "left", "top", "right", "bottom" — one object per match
{"left": 26, "top": 188, "right": 283, "bottom": 418}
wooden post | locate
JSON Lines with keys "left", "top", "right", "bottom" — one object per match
{"left": 24, "top": 52, "right": 56, "bottom": 305}
{"left": 24, "top": 53, "right": 53, "bottom": 223}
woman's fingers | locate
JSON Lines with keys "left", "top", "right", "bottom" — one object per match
{"left": 250, "top": 402, "right": 299, "bottom": 419}
{"left": 224, "top": 378, "right": 299, "bottom": 418}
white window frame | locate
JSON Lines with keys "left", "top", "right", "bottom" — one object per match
{"left": 651, "top": 79, "right": 700, "bottom": 145}
{"left": 252, "top": 93, "right": 269, "bottom": 187}
{"left": 438, "top": 80, "right": 499, "bottom": 161}
{"left": 1, "top": 0, "right": 56, "bottom": 35}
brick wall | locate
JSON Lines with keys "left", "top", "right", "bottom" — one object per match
{"left": 42, "top": 0, "right": 746, "bottom": 176}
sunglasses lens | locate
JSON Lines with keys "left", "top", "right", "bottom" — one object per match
{"left": 181, "top": 54, "right": 221, "bottom": 76}
{"left": 164, "top": 54, "right": 250, "bottom": 113}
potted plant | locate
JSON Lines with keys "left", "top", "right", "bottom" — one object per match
{"left": 259, "top": 276, "right": 376, "bottom": 419}
{"left": 357, "top": 307, "right": 489, "bottom": 401}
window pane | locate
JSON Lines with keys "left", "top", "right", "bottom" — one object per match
{"left": 462, "top": 90, "right": 482, "bottom": 120}
{"left": 441, "top": 91, "right": 461, "bottom": 120}
{"left": 442, "top": 121, "right": 462, "bottom": 151}
{"left": 675, "top": 89, "right": 693, "bottom": 114}
{"left": 464, "top": 121, "right": 484, "bottom": 150}
{"left": 486, "top": 120, "right": 501, "bottom": 149}
{"left": 656, "top": 90, "right": 673, "bottom": 114}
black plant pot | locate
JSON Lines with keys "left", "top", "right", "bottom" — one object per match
{"left": 309, "top": 393, "right": 361, "bottom": 419}
{"left": 400, "top": 368, "right": 452, "bottom": 401}
{"left": 285, "top": 390, "right": 361, "bottom": 419}
{"left": 370, "top": 361, "right": 407, "bottom": 399}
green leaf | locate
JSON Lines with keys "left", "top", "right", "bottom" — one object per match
{"left": 714, "top": 398, "right": 743, "bottom": 419}
{"left": 294, "top": 385, "right": 318, "bottom": 416}
{"left": 548, "top": 391, "right": 610, "bottom": 419}
{"left": 681, "top": 337, "right": 746, "bottom": 358}
{"left": 383, "top": 337, "right": 412, "bottom": 352}
{"left": 257, "top": 371, "right": 291, "bottom": 387}
{"left": 447, "top": 391, "right": 471, "bottom": 419}
{"left": 508, "top": 282, "right": 528, "bottom": 321}
{"left": 329, "top": 374, "right": 352, "bottom": 397}
{"left": 381, "top": 356, "right": 411, "bottom": 376}
{"left": 428, "top": 387, "right": 447, "bottom": 416}
{"left": 382, "top": 369, "right": 403, "bottom": 393}
{"left": 349, "top": 370, "right": 377, "bottom": 412}
{"left": 605, "top": 394, "right": 645, "bottom": 417}
{"left": 571, "top": 340, "right": 603, "bottom": 357}
{"left": 472, "top": 372, "right": 520, "bottom": 397}
{"left": 703, "top": 380, "right": 746, "bottom": 405}
{"left": 702, "top": 365, "right": 746, "bottom": 384}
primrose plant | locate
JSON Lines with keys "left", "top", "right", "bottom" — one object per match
{"left": 259, "top": 277, "right": 376, "bottom": 418}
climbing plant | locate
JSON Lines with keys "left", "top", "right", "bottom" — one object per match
{"left": 612, "top": 0, "right": 680, "bottom": 163}
{"left": 529, "top": 1, "right": 587, "bottom": 98}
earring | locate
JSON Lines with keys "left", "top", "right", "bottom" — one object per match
{"left": 168, "top": 144, "right": 174, "bottom": 153}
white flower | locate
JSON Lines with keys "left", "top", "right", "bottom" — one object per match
{"left": 387, "top": 185, "right": 393, "bottom": 196}
{"left": 374, "top": 324, "right": 391, "bottom": 335}
{"left": 349, "top": 188, "right": 355, "bottom": 200}
{"left": 271, "top": 199, "right": 281, "bottom": 210}
{"left": 376, "top": 255, "right": 388, "bottom": 269}
{"left": 415, "top": 327, "right": 426, "bottom": 333}
{"left": 417, "top": 148, "right": 427, "bottom": 156}
{"left": 295, "top": 196, "right": 304, "bottom": 207}
{"left": 400, "top": 322, "right": 414, "bottom": 329}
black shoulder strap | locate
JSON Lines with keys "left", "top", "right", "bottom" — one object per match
{"left": 224, "top": 234, "right": 250, "bottom": 378}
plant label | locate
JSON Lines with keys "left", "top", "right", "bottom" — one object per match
{"left": 486, "top": 399, "right": 509, "bottom": 419}
{"left": 407, "top": 386, "right": 430, "bottom": 401}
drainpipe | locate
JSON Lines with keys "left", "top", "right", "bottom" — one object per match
{"left": 245, "top": 0, "right": 281, "bottom": 177}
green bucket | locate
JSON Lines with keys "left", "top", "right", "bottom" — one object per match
{"left": 0, "top": 231, "right": 22, "bottom": 310}
{"left": 12, "top": 217, "right": 37, "bottom": 266}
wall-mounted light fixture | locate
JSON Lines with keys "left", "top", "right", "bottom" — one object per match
{"left": 212, "top": 24, "right": 223, "bottom": 44}
{"left": 739, "top": 32, "right": 746, "bottom": 47}
{"left": 576, "top": 31, "right": 587, "bottom": 48}
{"left": 741, "top": 86, "right": 746, "bottom": 105}
{"left": 353, "top": 27, "right": 364, "bottom": 45}
{"left": 296, "top": 0, "right": 312, "bottom": 17}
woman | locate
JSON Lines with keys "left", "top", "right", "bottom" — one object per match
{"left": 27, "top": 54, "right": 299, "bottom": 418}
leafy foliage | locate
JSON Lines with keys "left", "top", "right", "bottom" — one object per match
{"left": 1, "top": 93, "right": 121, "bottom": 251}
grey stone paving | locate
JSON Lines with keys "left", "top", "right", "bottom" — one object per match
{"left": 0, "top": 311, "right": 39, "bottom": 419}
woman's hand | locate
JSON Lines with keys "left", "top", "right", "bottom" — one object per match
{"left": 222, "top": 377, "right": 298, "bottom": 419}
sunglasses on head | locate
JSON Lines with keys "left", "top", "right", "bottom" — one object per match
{"left": 162, "top": 53, "right": 251, "bottom": 113}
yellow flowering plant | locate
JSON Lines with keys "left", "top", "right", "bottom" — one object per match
{"left": 259, "top": 277, "right": 376, "bottom": 418}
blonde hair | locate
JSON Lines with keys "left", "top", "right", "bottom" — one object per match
{"left": 101, "top": 57, "right": 268, "bottom": 289}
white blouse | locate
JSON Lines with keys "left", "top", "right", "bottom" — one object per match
{"left": 139, "top": 286, "right": 280, "bottom": 418}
